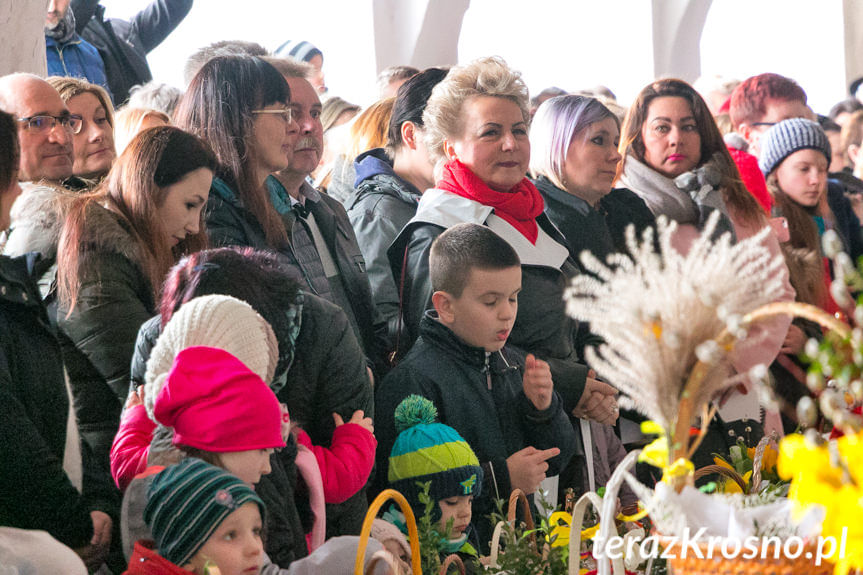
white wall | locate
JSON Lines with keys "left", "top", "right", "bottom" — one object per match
{"left": 101, "top": 0, "right": 852, "bottom": 113}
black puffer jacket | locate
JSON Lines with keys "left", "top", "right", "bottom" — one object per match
{"left": 534, "top": 176, "right": 657, "bottom": 270}
{"left": 72, "top": 0, "right": 193, "bottom": 104}
{"left": 346, "top": 148, "right": 422, "bottom": 348}
{"left": 129, "top": 290, "right": 374, "bottom": 545}
{"left": 375, "top": 314, "right": 576, "bottom": 552}
{"left": 387, "top": 188, "right": 591, "bottom": 413}
{"left": 0, "top": 254, "right": 105, "bottom": 548}
{"left": 57, "top": 203, "right": 154, "bottom": 516}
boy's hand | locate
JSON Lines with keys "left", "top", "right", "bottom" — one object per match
{"left": 334, "top": 410, "right": 374, "bottom": 435}
{"left": 523, "top": 354, "right": 553, "bottom": 410}
{"left": 506, "top": 446, "right": 560, "bottom": 494}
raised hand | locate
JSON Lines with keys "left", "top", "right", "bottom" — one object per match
{"left": 334, "top": 410, "right": 374, "bottom": 434}
{"left": 523, "top": 353, "right": 554, "bottom": 410}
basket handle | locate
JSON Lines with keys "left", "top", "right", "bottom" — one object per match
{"left": 693, "top": 464, "right": 747, "bottom": 493}
{"left": 750, "top": 432, "right": 778, "bottom": 492}
{"left": 365, "top": 549, "right": 403, "bottom": 575}
{"left": 568, "top": 491, "right": 627, "bottom": 575}
{"left": 486, "top": 489, "right": 539, "bottom": 568}
{"left": 439, "top": 553, "right": 466, "bottom": 575}
{"left": 486, "top": 520, "right": 507, "bottom": 568}
{"left": 355, "top": 489, "right": 421, "bottom": 575}
{"left": 506, "top": 488, "right": 537, "bottom": 551}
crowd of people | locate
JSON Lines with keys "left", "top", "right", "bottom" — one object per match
{"left": 2, "top": 1, "right": 863, "bottom": 573}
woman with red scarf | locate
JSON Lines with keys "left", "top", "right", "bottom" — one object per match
{"left": 387, "top": 57, "right": 619, "bottom": 436}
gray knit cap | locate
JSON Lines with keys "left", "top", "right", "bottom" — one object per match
{"left": 758, "top": 118, "right": 831, "bottom": 176}
{"left": 145, "top": 458, "right": 265, "bottom": 566}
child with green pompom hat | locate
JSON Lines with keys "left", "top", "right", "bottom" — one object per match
{"left": 384, "top": 395, "right": 484, "bottom": 572}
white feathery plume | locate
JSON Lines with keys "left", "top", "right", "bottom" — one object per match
{"left": 565, "top": 212, "right": 786, "bottom": 431}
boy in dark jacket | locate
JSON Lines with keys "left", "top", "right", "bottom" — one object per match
{"left": 375, "top": 223, "right": 576, "bottom": 552}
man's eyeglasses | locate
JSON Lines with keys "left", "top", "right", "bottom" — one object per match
{"left": 751, "top": 121, "right": 777, "bottom": 129}
{"left": 17, "top": 114, "right": 83, "bottom": 134}
{"left": 252, "top": 106, "right": 293, "bottom": 124}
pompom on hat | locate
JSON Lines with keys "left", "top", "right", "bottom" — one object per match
{"left": 144, "top": 458, "right": 266, "bottom": 566}
{"left": 153, "top": 346, "right": 285, "bottom": 452}
{"left": 143, "top": 294, "right": 279, "bottom": 420}
{"left": 388, "top": 395, "right": 483, "bottom": 511}
{"left": 758, "top": 118, "right": 832, "bottom": 177}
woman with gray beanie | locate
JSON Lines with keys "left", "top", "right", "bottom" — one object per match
{"left": 757, "top": 117, "right": 856, "bottom": 431}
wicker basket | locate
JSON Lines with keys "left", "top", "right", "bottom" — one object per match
{"left": 660, "top": 537, "right": 833, "bottom": 575}
{"left": 355, "top": 488, "right": 422, "bottom": 575}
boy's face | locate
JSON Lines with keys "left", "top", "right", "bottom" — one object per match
{"left": 438, "top": 495, "right": 473, "bottom": 538}
{"left": 185, "top": 502, "right": 264, "bottom": 575}
{"left": 434, "top": 266, "right": 521, "bottom": 352}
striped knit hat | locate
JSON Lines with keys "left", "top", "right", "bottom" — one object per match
{"left": 758, "top": 118, "right": 832, "bottom": 176}
{"left": 274, "top": 40, "right": 323, "bottom": 63}
{"left": 144, "top": 458, "right": 266, "bottom": 566}
{"left": 388, "top": 396, "right": 482, "bottom": 513}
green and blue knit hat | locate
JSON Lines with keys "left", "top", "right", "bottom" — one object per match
{"left": 388, "top": 395, "right": 483, "bottom": 511}
{"left": 144, "top": 458, "right": 266, "bottom": 566}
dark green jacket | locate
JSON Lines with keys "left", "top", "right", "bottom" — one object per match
{"left": 375, "top": 314, "right": 576, "bottom": 551}
{"left": 57, "top": 203, "right": 152, "bottom": 521}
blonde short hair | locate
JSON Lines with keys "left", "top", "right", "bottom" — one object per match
{"left": 422, "top": 57, "right": 529, "bottom": 169}
{"left": 46, "top": 76, "right": 115, "bottom": 128}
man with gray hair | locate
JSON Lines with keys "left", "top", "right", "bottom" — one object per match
{"left": 264, "top": 57, "right": 383, "bottom": 536}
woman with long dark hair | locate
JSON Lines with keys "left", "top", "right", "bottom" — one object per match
{"left": 56, "top": 126, "right": 216, "bottom": 517}
{"left": 618, "top": 78, "right": 794, "bottom": 449}
{"left": 175, "top": 55, "right": 299, "bottom": 258}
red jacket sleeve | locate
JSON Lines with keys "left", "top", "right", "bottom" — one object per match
{"left": 295, "top": 424, "right": 377, "bottom": 504}
{"left": 110, "top": 404, "right": 155, "bottom": 491}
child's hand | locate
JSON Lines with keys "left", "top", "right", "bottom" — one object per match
{"left": 523, "top": 354, "right": 554, "bottom": 410}
{"left": 124, "top": 385, "right": 144, "bottom": 409}
{"left": 506, "top": 446, "right": 560, "bottom": 494}
{"left": 334, "top": 410, "right": 374, "bottom": 435}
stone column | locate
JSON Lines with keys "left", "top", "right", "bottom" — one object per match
{"left": 650, "top": 0, "right": 713, "bottom": 82}
{"left": 0, "top": 0, "right": 48, "bottom": 77}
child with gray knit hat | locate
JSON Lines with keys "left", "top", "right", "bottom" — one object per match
{"left": 125, "top": 457, "right": 267, "bottom": 574}
{"left": 758, "top": 117, "right": 840, "bottom": 312}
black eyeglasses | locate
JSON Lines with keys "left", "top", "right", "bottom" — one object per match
{"left": 751, "top": 122, "right": 777, "bottom": 129}
{"left": 252, "top": 106, "right": 293, "bottom": 124}
{"left": 17, "top": 114, "right": 83, "bottom": 134}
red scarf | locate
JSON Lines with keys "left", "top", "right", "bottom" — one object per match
{"left": 437, "top": 160, "right": 544, "bottom": 244}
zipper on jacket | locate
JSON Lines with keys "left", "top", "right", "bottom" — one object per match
{"left": 484, "top": 354, "right": 492, "bottom": 390}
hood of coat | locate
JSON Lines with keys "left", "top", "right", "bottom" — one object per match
{"left": 350, "top": 148, "right": 422, "bottom": 207}
{"left": 4, "top": 183, "right": 69, "bottom": 259}
{"left": 77, "top": 199, "right": 150, "bottom": 272}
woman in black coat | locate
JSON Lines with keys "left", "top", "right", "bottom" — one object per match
{"left": 528, "top": 95, "right": 656, "bottom": 270}
{"left": 55, "top": 127, "right": 215, "bottom": 539}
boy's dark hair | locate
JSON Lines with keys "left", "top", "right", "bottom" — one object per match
{"left": 430, "top": 223, "right": 520, "bottom": 296}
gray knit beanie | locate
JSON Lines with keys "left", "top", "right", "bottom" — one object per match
{"left": 143, "top": 295, "right": 279, "bottom": 420}
{"left": 145, "top": 458, "right": 265, "bottom": 566}
{"left": 758, "top": 118, "right": 831, "bottom": 176}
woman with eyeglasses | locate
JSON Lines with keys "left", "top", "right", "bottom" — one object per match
{"left": 47, "top": 77, "right": 116, "bottom": 183}
{"left": 54, "top": 126, "right": 217, "bottom": 534}
{"left": 175, "top": 55, "right": 300, "bottom": 259}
